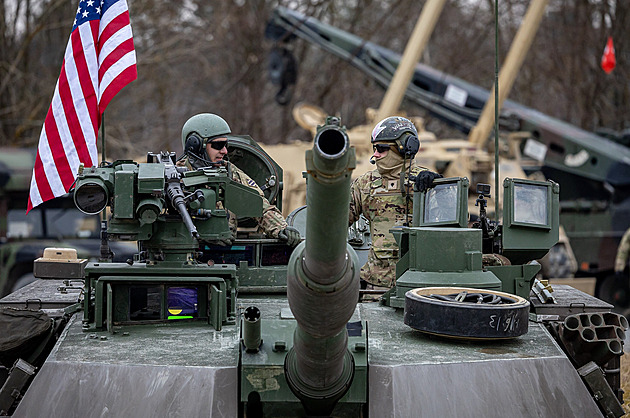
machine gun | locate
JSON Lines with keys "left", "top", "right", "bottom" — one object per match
{"left": 473, "top": 183, "right": 499, "bottom": 254}
{"left": 158, "top": 152, "right": 200, "bottom": 240}
{"left": 71, "top": 152, "right": 264, "bottom": 331}
{"left": 73, "top": 152, "right": 263, "bottom": 263}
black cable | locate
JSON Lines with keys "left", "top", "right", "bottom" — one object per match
{"left": 402, "top": 154, "right": 413, "bottom": 227}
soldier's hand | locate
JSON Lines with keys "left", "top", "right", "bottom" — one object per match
{"left": 414, "top": 171, "right": 443, "bottom": 192}
{"left": 279, "top": 226, "right": 301, "bottom": 247}
{"left": 215, "top": 227, "right": 235, "bottom": 247}
{"left": 215, "top": 236, "right": 234, "bottom": 247}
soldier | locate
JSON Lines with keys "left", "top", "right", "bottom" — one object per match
{"left": 615, "top": 227, "right": 630, "bottom": 274}
{"left": 349, "top": 116, "right": 442, "bottom": 288}
{"left": 180, "top": 113, "right": 300, "bottom": 247}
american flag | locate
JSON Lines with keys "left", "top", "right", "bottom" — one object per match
{"left": 27, "top": 0, "right": 137, "bottom": 213}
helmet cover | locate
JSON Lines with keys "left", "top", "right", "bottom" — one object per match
{"left": 371, "top": 116, "right": 418, "bottom": 144}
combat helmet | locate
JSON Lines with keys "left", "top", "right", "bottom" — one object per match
{"left": 182, "top": 113, "right": 231, "bottom": 157}
{"left": 371, "top": 116, "right": 420, "bottom": 158}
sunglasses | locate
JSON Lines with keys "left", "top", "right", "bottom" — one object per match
{"left": 373, "top": 144, "right": 392, "bottom": 153}
{"left": 208, "top": 140, "right": 228, "bottom": 150}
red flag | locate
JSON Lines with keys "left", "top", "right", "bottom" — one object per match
{"left": 601, "top": 36, "right": 616, "bottom": 74}
{"left": 27, "top": 0, "right": 137, "bottom": 213}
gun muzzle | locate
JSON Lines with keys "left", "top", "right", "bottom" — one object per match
{"left": 285, "top": 117, "right": 360, "bottom": 416}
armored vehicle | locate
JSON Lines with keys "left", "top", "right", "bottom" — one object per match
{"left": 264, "top": 7, "right": 630, "bottom": 305}
{"left": 0, "top": 120, "right": 625, "bottom": 417}
{"left": 0, "top": 148, "right": 136, "bottom": 297}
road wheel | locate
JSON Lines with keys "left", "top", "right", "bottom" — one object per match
{"left": 404, "top": 287, "right": 530, "bottom": 340}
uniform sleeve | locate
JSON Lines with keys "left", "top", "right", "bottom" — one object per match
{"left": 615, "top": 228, "right": 630, "bottom": 272}
{"left": 232, "top": 166, "right": 287, "bottom": 238}
{"left": 349, "top": 174, "right": 369, "bottom": 226}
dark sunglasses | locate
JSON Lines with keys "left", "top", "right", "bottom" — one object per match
{"left": 373, "top": 143, "right": 391, "bottom": 153}
{"left": 209, "top": 140, "right": 228, "bottom": 150}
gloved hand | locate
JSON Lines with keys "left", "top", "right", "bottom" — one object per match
{"left": 279, "top": 226, "right": 301, "bottom": 247}
{"left": 215, "top": 234, "right": 234, "bottom": 247}
{"left": 414, "top": 170, "right": 443, "bottom": 193}
{"left": 214, "top": 225, "right": 236, "bottom": 247}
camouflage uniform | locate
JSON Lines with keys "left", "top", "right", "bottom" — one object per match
{"left": 179, "top": 157, "right": 287, "bottom": 238}
{"left": 349, "top": 165, "right": 424, "bottom": 287}
{"left": 229, "top": 165, "right": 287, "bottom": 238}
{"left": 615, "top": 227, "right": 630, "bottom": 273}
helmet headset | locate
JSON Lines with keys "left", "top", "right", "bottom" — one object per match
{"left": 181, "top": 113, "right": 231, "bottom": 167}
{"left": 371, "top": 116, "right": 420, "bottom": 158}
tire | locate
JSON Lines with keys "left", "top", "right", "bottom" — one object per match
{"left": 597, "top": 273, "right": 630, "bottom": 320}
{"left": 404, "top": 287, "right": 530, "bottom": 340}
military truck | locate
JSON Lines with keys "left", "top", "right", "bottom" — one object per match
{"left": 0, "top": 148, "right": 137, "bottom": 297}
{"left": 264, "top": 6, "right": 630, "bottom": 306}
{"left": 0, "top": 119, "right": 624, "bottom": 417}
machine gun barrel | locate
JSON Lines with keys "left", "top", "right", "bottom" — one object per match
{"left": 166, "top": 180, "right": 199, "bottom": 239}
{"left": 163, "top": 162, "right": 199, "bottom": 240}
{"left": 285, "top": 117, "right": 360, "bottom": 415}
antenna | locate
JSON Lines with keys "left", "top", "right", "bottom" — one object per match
{"left": 494, "top": 0, "right": 499, "bottom": 218}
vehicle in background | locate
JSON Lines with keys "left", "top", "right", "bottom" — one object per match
{"left": 0, "top": 148, "right": 137, "bottom": 296}
{"left": 264, "top": 7, "right": 630, "bottom": 306}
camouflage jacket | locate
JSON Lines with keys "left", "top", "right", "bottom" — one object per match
{"left": 615, "top": 228, "right": 630, "bottom": 273}
{"left": 178, "top": 156, "right": 287, "bottom": 238}
{"left": 230, "top": 165, "right": 287, "bottom": 238}
{"left": 349, "top": 165, "right": 425, "bottom": 286}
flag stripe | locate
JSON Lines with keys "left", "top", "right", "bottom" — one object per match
{"left": 100, "top": 0, "right": 128, "bottom": 36}
{"left": 100, "top": 63, "right": 137, "bottom": 110}
{"left": 28, "top": 0, "right": 136, "bottom": 213}
{"left": 100, "top": 37, "right": 134, "bottom": 83}
{"left": 99, "top": 51, "right": 136, "bottom": 106}
{"left": 38, "top": 120, "right": 66, "bottom": 196}
{"left": 73, "top": 22, "right": 99, "bottom": 145}
{"left": 54, "top": 67, "right": 80, "bottom": 178}
{"left": 30, "top": 154, "right": 54, "bottom": 206}
{"left": 45, "top": 94, "right": 76, "bottom": 191}
{"left": 99, "top": 11, "right": 131, "bottom": 56}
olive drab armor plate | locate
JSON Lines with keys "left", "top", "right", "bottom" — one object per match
{"left": 226, "top": 135, "right": 284, "bottom": 212}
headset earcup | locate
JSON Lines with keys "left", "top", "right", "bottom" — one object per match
{"left": 397, "top": 133, "right": 420, "bottom": 157}
{"left": 405, "top": 134, "right": 420, "bottom": 156}
{"left": 185, "top": 133, "right": 203, "bottom": 155}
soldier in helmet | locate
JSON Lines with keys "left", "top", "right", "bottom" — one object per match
{"left": 180, "top": 113, "right": 300, "bottom": 247}
{"left": 349, "top": 116, "right": 442, "bottom": 288}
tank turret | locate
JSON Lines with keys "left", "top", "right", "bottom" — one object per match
{"left": 285, "top": 116, "right": 360, "bottom": 415}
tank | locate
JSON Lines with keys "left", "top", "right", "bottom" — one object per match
{"left": 0, "top": 119, "right": 626, "bottom": 417}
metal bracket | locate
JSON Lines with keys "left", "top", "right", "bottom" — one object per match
{"left": 578, "top": 361, "right": 624, "bottom": 418}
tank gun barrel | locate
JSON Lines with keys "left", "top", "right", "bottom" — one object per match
{"left": 285, "top": 117, "right": 360, "bottom": 415}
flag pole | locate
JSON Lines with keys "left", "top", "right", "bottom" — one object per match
{"left": 101, "top": 113, "right": 106, "bottom": 164}
{"left": 98, "top": 112, "right": 112, "bottom": 261}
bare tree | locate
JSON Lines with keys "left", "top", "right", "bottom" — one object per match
{"left": 1, "top": 0, "right": 629, "bottom": 158}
